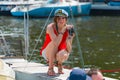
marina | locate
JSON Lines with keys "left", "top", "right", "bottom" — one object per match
{"left": 0, "top": 0, "right": 120, "bottom": 80}
{"left": 0, "top": 15, "right": 120, "bottom": 79}
{"left": 0, "top": 0, "right": 120, "bottom": 16}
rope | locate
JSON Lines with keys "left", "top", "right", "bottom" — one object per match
{"left": 22, "top": 6, "right": 55, "bottom": 71}
{"left": 24, "top": 7, "right": 29, "bottom": 60}
{"left": 28, "top": 7, "right": 55, "bottom": 62}
{"left": 101, "top": 69, "right": 120, "bottom": 73}
{"left": 26, "top": 0, "right": 85, "bottom": 69}
{"left": 68, "top": 4, "right": 85, "bottom": 68}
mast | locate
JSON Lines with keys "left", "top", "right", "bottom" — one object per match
{"left": 24, "top": 6, "right": 29, "bottom": 60}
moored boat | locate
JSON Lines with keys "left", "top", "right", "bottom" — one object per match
{"left": 90, "top": 1, "right": 120, "bottom": 16}
{"left": 11, "top": 0, "right": 92, "bottom": 17}
{"left": 108, "top": 1, "right": 120, "bottom": 6}
{"left": 0, "top": 0, "right": 47, "bottom": 15}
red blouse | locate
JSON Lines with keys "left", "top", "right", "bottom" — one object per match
{"left": 40, "top": 27, "right": 68, "bottom": 55}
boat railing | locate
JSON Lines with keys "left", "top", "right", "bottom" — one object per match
{"left": 0, "top": 30, "right": 11, "bottom": 56}
{"left": 0, "top": 30, "right": 24, "bottom": 58}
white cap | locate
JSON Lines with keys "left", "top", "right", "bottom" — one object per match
{"left": 54, "top": 9, "right": 68, "bottom": 17}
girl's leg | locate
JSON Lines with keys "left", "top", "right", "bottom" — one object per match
{"left": 45, "top": 41, "right": 58, "bottom": 76}
{"left": 56, "top": 49, "right": 70, "bottom": 74}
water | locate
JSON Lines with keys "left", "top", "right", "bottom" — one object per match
{"left": 0, "top": 16, "right": 120, "bottom": 79}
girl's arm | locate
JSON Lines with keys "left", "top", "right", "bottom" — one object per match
{"left": 66, "top": 25, "right": 75, "bottom": 53}
{"left": 47, "top": 23, "right": 66, "bottom": 47}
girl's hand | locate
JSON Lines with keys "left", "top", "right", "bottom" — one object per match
{"left": 66, "top": 24, "right": 74, "bottom": 30}
{"left": 67, "top": 25, "right": 75, "bottom": 37}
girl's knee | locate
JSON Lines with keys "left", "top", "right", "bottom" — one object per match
{"left": 56, "top": 50, "right": 69, "bottom": 62}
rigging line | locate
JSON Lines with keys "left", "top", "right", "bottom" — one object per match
{"left": 68, "top": 4, "right": 85, "bottom": 68}
{"left": 23, "top": 0, "right": 30, "bottom": 60}
{"left": 0, "top": 30, "right": 11, "bottom": 56}
{"left": 22, "top": 5, "right": 30, "bottom": 71}
{"left": 22, "top": 5, "right": 55, "bottom": 71}
{"left": 28, "top": 7, "right": 55, "bottom": 62}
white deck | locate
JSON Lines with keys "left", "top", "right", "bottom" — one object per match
{"left": 3, "top": 58, "right": 118, "bottom": 80}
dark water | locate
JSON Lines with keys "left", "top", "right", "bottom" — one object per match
{"left": 0, "top": 16, "right": 120, "bottom": 79}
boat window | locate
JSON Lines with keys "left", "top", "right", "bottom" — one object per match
{"left": 47, "top": 0, "right": 58, "bottom": 3}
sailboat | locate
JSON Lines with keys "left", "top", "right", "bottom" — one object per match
{"left": 0, "top": 0, "right": 47, "bottom": 15}
{"left": 11, "top": 0, "right": 91, "bottom": 17}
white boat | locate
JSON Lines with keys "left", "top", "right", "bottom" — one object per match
{"left": 0, "top": 0, "right": 47, "bottom": 15}
{"left": 10, "top": 2, "right": 46, "bottom": 17}
{"left": 11, "top": 0, "right": 92, "bottom": 17}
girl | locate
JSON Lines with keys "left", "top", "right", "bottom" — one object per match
{"left": 40, "top": 9, "right": 75, "bottom": 76}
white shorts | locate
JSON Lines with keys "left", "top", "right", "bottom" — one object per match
{"left": 42, "top": 49, "right": 48, "bottom": 60}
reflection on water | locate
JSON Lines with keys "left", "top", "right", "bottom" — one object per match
{"left": 0, "top": 16, "right": 120, "bottom": 79}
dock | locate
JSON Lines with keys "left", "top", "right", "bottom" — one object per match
{"left": 90, "top": 3, "right": 120, "bottom": 16}
{"left": 2, "top": 58, "right": 118, "bottom": 80}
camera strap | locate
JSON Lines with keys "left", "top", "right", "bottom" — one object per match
{"left": 55, "top": 24, "right": 59, "bottom": 34}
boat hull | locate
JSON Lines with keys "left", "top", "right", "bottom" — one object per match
{"left": 11, "top": 2, "right": 91, "bottom": 17}
{"left": 29, "top": 3, "right": 91, "bottom": 17}
{"left": 11, "top": 11, "right": 25, "bottom": 17}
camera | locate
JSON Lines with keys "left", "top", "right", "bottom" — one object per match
{"left": 68, "top": 28, "right": 75, "bottom": 36}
